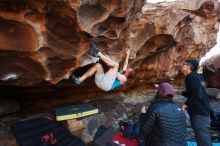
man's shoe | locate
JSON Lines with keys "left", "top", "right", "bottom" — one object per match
{"left": 90, "top": 42, "right": 100, "bottom": 53}
{"left": 89, "top": 42, "right": 100, "bottom": 58}
{"left": 71, "top": 75, "right": 80, "bottom": 85}
{"left": 89, "top": 47, "right": 99, "bottom": 58}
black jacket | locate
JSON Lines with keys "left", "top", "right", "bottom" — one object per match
{"left": 140, "top": 98, "right": 186, "bottom": 146}
{"left": 182, "top": 72, "right": 210, "bottom": 116}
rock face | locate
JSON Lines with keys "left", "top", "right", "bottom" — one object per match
{"left": 0, "top": 0, "right": 219, "bottom": 90}
{"left": 203, "top": 54, "right": 220, "bottom": 88}
{"left": 206, "top": 88, "right": 220, "bottom": 99}
{"left": 0, "top": 99, "right": 19, "bottom": 116}
{"left": 0, "top": 131, "right": 18, "bottom": 146}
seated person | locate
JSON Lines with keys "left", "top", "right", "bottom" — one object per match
{"left": 140, "top": 83, "right": 186, "bottom": 146}
{"left": 72, "top": 42, "right": 135, "bottom": 91}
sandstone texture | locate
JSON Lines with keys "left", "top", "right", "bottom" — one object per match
{"left": 0, "top": 1, "right": 220, "bottom": 145}
{"left": 203, "top": 54, "right": 220, "bottom": 88}
{"left": 0, "top": 0, "right": 219, "bottom": 90}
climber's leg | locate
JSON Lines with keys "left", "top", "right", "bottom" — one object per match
{"left": 72, "top": 63, "right": 104, "bottom": 85}
{"left": 94, "top": 62, "right": 119, "bottom": 91}
{"left": 98, "top": 52, "right": 118, "bottom": 67}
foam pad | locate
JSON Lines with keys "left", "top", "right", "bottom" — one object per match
{"left": 11, "top": 117, "right": 85, "bottom": 146}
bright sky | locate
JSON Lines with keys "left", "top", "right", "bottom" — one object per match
{"left": 146, "top": 0, "right": 220, "bottom": 64}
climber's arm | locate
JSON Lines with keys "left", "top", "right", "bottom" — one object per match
{"left": 116, "top": 49, "right": 130, "bottom": 84}
{"left": 122, "top": 49, "right": 130, "bottom": 72}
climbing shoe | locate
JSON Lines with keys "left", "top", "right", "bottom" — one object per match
{"left": 71, "top": 75, "right": 81, "bottom": 85}
{"left": 89, "top": 42, "right": 100, "bottom": 58}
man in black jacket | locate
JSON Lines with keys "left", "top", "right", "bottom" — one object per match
{"left": 140, "top": 83, "right": 186, "bottom": 146}
{"left": 181, "top": 59, "right": 212, "bottom": 146}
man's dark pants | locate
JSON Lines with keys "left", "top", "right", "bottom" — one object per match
{"left": 190, "top": 114, "right": 212, "bottom": 146}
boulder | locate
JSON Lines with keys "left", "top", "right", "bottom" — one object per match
{"left": 0, "top": 0, "right": 218, "bottom": 89}
{"left": 206, "top": 88, "right": 220, "bottom": 99}
{"left": 0, "top": 99, "right": 19, "bottom": 116}
{"left": 203, "top": 54, "right": 220, "bottom": 88}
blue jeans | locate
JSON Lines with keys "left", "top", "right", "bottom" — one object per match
{"left": 190, "top": 115, "right": 212, "bottom": 146}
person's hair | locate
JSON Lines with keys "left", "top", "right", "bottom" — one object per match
{"left": 153, "top": 92, "right": 173, "bottom": 101}
{"left": 126, "top": 68, "right": 135, "bottom": 78}
{"left": 186, "top": 63, "right": 195, "bottom": 72}
{"left": 166, "top": 94, "right": 174, "bottom": 98}
{"left": 185, "top": 59, "right": 199, "bottom": 72}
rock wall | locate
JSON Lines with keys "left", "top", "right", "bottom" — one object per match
{"left": 0, "top": 1, "right": 220, "bottom": 145}
{"left": 203, "top": 54, "right": 220, "bottom": 88}
{"left": 0, "top": 0, "right": 219, "bottom": 91}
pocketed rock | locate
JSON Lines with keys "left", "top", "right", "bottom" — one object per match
{"left": 206, "top": 88, "right": 220, "bottom": 99}
{"left": 0, "top": 99, "right": 19, "bottom": 116}
{"left": 0, "top": 0, "right": 219, "bottom": 91}
{"left": 0, "top": 131, "right": 19, "bottom": 146}
{"left": 66, "top": 119, "right": 86, "bottom": 138}
{"left": 203, "top": 54, "right": 220, "bottom": 89}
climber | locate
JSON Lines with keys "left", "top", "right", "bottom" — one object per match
{"left": 71, "top": 42, "right": 135, "bottom": 91}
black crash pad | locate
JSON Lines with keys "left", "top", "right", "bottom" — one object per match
{"left": 11, "top": 116, "right": 86, "bottom": 146}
